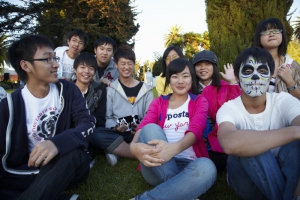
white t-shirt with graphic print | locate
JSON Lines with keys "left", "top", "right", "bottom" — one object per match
{"left": 164, "top": 95, "right": 197, "bottom": 160}
{"left": 61, "top": 53, "right": 74, "bottom": 79}
{"left": 22, "top": 84, "right": 62, "bottom": 152}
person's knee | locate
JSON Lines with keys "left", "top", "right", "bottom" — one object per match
{"left": 139, "top": 124, "right": 165, "bottom": 143}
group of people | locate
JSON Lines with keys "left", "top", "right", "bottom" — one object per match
{"left": 0, "top": 17, "right": 300, "bottom": 200}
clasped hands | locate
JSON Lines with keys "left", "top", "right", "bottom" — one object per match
{"left": 130, "top": 140, "right": 175, "bottom": 167}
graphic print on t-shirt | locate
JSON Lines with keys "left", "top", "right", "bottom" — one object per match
{"left": 33, "top": 109, "right": 60, "bottom": 140}
{"left": 164, "top": 111, "right": 189, "bottom": 131}
{"left": 117, "top": 115, "right": 140, "bottom": 132}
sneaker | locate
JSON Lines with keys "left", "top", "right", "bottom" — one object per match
{"left": 90, "top": 158, "right": 96, "bottom": 168}
{"left": 105, "top": 152, "right": 118, "bottom": 166}
{"left": 59, "top": 194, "right": 79, "bottom": 200}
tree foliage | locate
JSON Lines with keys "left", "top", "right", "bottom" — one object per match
{"left": 0, "top": 0, "right": 139, "bottom": 52}
{"left": 164, "top": 27, "right": 210, "bottom": 60}
{"left": 164, "top": 25, "right": 183, "bottom": 48}
{"left": 205, "top": 0, "right": 294, "bottom": 71}
{"left": 294, "top": 16, "right": 300, "bottom": 39}
{"left": 287, "top": 36, "right": 300, "bottom": 64}
{"left": 0, "top": 34, "right": 9, "bottom": 74}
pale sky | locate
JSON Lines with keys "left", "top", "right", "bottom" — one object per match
{"left": 7, "top": 0, "right": 300, "bottom": 65}
{"left": 134, "top": 0, "right": 300, "bottom": 63}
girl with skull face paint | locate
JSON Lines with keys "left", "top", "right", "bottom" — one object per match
{"left": 192, "top": 50, "right": 241, "bottom": 171}
{"left": 253, "top": 18, "right": 300, "bottom": 100}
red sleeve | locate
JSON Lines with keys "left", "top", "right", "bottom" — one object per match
{"left": 185, "top": 95, "right": 208, "bottom": 141}
{"left": 137, "top": 97, "right": 160, "bottom": 130}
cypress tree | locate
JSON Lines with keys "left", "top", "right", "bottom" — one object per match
{"left": 205, "top": 0, "right": 294, "bottom": 71}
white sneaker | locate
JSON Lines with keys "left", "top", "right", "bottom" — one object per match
{"left": 105, "top": 152, "right": 118, "bottom": 166}
{"left": 90, "top": 158, "right": 96, "bottom": 169}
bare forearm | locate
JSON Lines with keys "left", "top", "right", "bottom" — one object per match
{"left": 172, "top": 132, "right": 195, "bottom": 155}
{"left": 218, "top": 126, "right": 300, "bottom": 157}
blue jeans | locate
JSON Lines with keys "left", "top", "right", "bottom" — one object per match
{"left": 0, "top": 149, "right": 90, "bottom": 200}
{"left": 91, "top": 126, "right": 133, "bottom": 153}
{"left": 135, "top": 124, "right": 217, "bottom": 200}
{"left": 227, "top": 140, "right": 300, "bottom": 200}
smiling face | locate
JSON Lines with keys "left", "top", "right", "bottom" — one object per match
{"left": 170, "top": 66, "right": 192, "bottom": 96}
{"left": 74, "top": 63, "right": 95, "bottom": 85}
{"left": 239, "top": 56, "right": 270, "bottom": 97}
{"left": 115, "top": 57, "right": 134, "bottom": 79}
{"left": 194, "top": 61, "right": 213, "bottom": 85}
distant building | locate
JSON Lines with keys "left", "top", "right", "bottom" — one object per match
{"left": 1, "top": 66, "right": 18, "bottom": 83}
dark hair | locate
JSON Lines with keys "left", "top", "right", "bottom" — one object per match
{"left": 233, "top": 47, "right": 275, "bottom": 78}
{"left": 73, "top": 52, "right": 97, "bottom": 71}
{"left": 165, "top": 58, "right": 198, "bottom": 94}
{"left": 67, "top": 29, "right": 89, "bottom": 47}
{"left": 161, "top": 46, "right": 184, "bottom": 77}
{"left": 113, "top": 45, "right": 135, "bottom": 63}
{"left": 94, "top": 36, "right": 117, "bottom": 53}
{"left": 253, "top": 18, "right": 287, "bottom": 56}
{"left": 6, "top": 35, "right": 54, "bottom": 82}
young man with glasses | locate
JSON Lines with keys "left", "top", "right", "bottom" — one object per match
{"left": 0, "top": 35, "right": 95, "bottom": 199}
{"left": 55, "top": 29, "right": 88, "bottom": 81}
{"left": 91, "top": 45, "right": 153, "bottom": 166}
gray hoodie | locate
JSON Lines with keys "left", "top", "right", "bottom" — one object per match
{"left": 93, "top": 59, "right": 119, "bottom": 83}
{"left": 106, "top": 79, "right": 153, "bottom": 129}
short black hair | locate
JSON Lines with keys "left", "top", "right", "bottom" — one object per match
{"left": 161, "top": 46, "right": 184, "bottom": 77}
{"left": 253, "top": 18, "right": 287, "bottom": 56}
{"left": 113, "top": 45, "right": 135, "bottom": 63}
{"left": 93, "top": 36, "right": 117, "bottom": 53}
{"left": 73, "top": 52, "right": 97, "bottom": 71}
{"left": 233, "top": 47, "right": 275, "bottom": 78}
{"left": 6, "top": 35, "right": 54, "bottom": 82}
{"left": 67, "top": 29, "right": 89, "bottom": 47}
{"left": 165, "top": 58, "right": 199, "bottom": 94}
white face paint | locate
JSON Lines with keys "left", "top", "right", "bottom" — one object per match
{"left": 239, "top": 56, "right": 270, "bottom": 97}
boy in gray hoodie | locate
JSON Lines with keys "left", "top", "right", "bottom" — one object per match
{"left": 91, "top": 45, "right": 153, "bottom": 166}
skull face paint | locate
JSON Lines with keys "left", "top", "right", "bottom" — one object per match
{"left": 239, "top": 56, "right": 270, "bottom": 97}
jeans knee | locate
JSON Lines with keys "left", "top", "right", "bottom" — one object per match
{"left": 139, "top": 124, "right": 166, "bottom": 143}
{"left": 187, "top": 158, "right": 217, "bottom": 184}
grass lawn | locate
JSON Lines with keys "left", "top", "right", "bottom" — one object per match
{"left": 69, "top": 151, "right": 239, "bottom": 199}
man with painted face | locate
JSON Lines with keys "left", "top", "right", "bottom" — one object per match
{"left": 217, "top": 47, "right": 300, "bottom": 200}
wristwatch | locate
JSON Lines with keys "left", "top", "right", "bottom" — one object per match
{"left": 287, "top": 84, "right": 297, "bottom": 91}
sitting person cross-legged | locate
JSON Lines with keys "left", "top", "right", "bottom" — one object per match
{"left": 0, "top": 35, "right": 95, "bottom": 200}
{"left": 91, "top": 45, "right": 153, "bottom": 166}
{"left": 217, "top": 47, "right": 300, "bottom": 199}
{"left": 130, "top": 58, "right": 217, "bottom": 200}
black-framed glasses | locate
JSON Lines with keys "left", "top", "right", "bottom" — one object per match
{"left": 260, "top": 29, "right": 282, "bottom": 35}
{"left": 25, "top": 56, "right": 60, "bottom": 64}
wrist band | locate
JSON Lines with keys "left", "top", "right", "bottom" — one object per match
{"left": 287, "top": 84, "right": 297, "bottom": 91}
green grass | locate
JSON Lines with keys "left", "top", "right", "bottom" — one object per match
{"left": 69, "top": 151, "right": 239, "bottom": 199}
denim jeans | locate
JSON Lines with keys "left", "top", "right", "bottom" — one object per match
{"left": 227, "top": 140, "right": 300, "bottom": 200}
{"left": 91, "top": 126, "right": 134, "bottom": 153}
{"left": 0, "top": 149, "right": 90, "bottom": 200}
{"left": 135, "top": 124, "right": 217, "bottom": 200}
